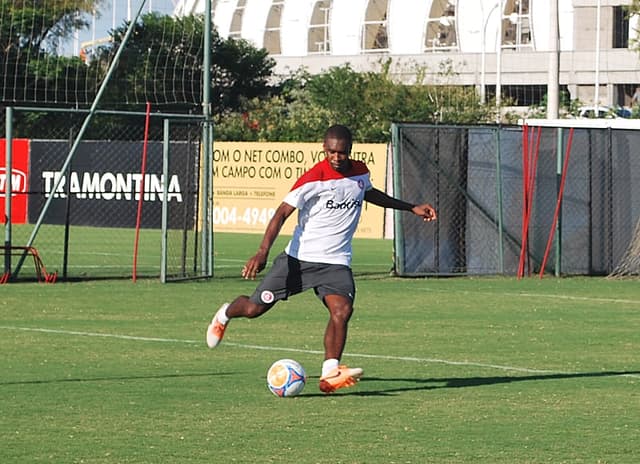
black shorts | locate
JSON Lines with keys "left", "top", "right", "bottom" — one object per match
{"left": 249, "top": 252, "right": 355, "bottom": 307}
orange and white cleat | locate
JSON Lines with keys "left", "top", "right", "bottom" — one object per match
{"left": 206, "top": 303, "right": 229, "bottom": 348}
{"left": 319, "top": 365, "right": 363, "bottom": 393}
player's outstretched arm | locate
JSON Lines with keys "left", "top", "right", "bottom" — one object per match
{"left": 242, "top": 202, "right": 296, "bottom": 279}
{"left": 364, "top": 188, "right": 436, "bottom": 222}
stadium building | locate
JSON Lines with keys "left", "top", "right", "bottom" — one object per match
{"left": 175, "top": 0, "right": 640, "bottom": 110}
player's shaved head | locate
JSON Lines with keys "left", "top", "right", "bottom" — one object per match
{"left": 324, "top": 125, "right": 353, "bottom": 148}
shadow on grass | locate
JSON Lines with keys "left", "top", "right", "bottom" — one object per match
{"left": 301, "top": 370, "right": 640, "bottom": 397}
{"left": 0, "top": 371, "right": 235, "bottom": 386}
{"left": 4, "top": 370, "right": 638, "bottom": 395}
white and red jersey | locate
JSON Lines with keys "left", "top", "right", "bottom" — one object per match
{"left": 283, "top": 158, "right": 372, "bottom": 266}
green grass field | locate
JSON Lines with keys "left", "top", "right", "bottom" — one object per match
{"left": 2, "top": 233, "right": 639, "bottom": 463}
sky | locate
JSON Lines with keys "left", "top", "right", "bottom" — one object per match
{"left": 60, "top": 0, "right": 177, "bottom": 56}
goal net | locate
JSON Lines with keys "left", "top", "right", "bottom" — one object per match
{"left": 1, "top": 0, "right": 212, "bottom": 281}
{"left": 608, "top": 216, "right": 640, "bottom": 277}
{"left": 0, "top": 0, "right": 202, "bottom": 108}
{"left": 2, "top": 109, "right": 207, "bottom": 281}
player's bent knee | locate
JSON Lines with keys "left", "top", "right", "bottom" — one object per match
{"left": 245, "top": 302, "right": 271, "bottom": 319}
{"left": 330, "top": 303, "right": 353, "bottom": 322}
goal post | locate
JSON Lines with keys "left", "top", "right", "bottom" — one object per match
{"left": 161, "top": 117, "right": 212, "bottom": 282}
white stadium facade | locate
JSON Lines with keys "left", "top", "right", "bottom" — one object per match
{"left": 174, "top": 0, "right": 640, "bottom": 109}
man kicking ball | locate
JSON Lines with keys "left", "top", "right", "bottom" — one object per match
{"left": 206, "top": 124, "right": 436, "bottom": 393}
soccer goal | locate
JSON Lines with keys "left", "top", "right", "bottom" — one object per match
{"left": 2, "top": 107, "right": 210, "bottom": 281}
{"left": 1, "top": 0, "right": 214, "bottom": 281}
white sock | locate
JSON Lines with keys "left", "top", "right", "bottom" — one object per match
{"left": 216, "top": 303, "right": 230, "bottom": 324}
{"left": 322, "top": 358, "right": 339, "bottom": 377}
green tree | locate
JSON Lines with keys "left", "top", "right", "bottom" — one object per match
{"left": 0, "top": 0, "right": 101, "bottom": 105}
{"left": 96, "top": 13, "right": 275, "bottom": 117}
{"left": 214, "top": 69, "right": 333, "bottom": 142}
{"left": 0, "top": 0, "right": 109, "bottom": 137}
{"left": 0, "top": 0, "right": 98, "bottom": 52}
{"left": 215, "top": 61, "right": 495, "bottom": 143}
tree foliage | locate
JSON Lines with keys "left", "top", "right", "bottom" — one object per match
{"left": 96, "top": 13, "right": 275, "bottom": 117}
{"left": 0, "top": 0, "right": 101, "bottom": 105}
{"left": 214, "top": 61, "right": 496, "bottom": 143}
{"left": 0, "top": 0, "right": 98, "bottom": 52}
{"left": 2, "top": 3, "right": 506, "bottom": 143}
{"left": 2, "top": 10, "right": 276, "bottom": 137}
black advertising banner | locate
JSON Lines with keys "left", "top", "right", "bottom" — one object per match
{"left": 28, "top": 140, "right": 198, "bottom": 229}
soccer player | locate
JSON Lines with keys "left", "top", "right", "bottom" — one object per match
{"left": 206, "top": 124, "right": 437, "bottom": 393}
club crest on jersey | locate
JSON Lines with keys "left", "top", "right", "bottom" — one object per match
{"left": 261, "top": 290, "right": 275, "bottom": 304}
{"left": 358, "top": 179, "right": 365, "bottom": 189}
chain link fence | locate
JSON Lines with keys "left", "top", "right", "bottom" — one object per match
{"left": 391, "top": 123, "right": 640, "bottom": 276}
{"left": 7, "top": 117, "right": 640, "bottom": 280}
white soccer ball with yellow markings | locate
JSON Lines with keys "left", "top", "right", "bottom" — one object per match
{"left": 267, "top": 359, "right": 306, "bottom": 397}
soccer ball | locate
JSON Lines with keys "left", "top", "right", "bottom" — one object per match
{"left": 266, "top": 359, "right": 306, "bottom": 397}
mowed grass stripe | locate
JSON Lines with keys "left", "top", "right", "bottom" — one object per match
{"left": 417, "top": 287, "right": 640, "bottom": 305}
{"left": 3, "top": 325, "right": 639, "bottom": 380}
